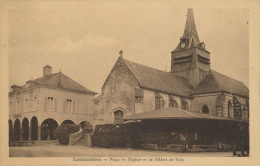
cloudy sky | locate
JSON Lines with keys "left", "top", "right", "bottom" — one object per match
{"left": 9, "top": 3, "right": 249, "bottom": 94}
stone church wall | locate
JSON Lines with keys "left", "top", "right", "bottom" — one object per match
{"left": 142, "top": 89, "right": 156, "bottom": 113}
{"left": 93, "top": 58, "right": 139, "bottom": 125}
{"left": 142, "top": 89, "right": 190, "bottom": 112}
{"left": 192, "top": 94, "right": 219, "bottom": 115}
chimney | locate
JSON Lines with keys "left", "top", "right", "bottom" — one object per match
{"left": 43, "top": 65, "right": 52, "bottom": 77}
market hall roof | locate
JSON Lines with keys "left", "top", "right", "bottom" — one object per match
{"left": 25, "top": 72, "right": 97, "bottom": 94}
{"left": 124, "top": 107, "right": 248, "bottom": 123}
{"left": 191, "top": 70, "right": 249, "bottom": 98}
{"left": 122, "top": 58, "right": 192, "bottom": 98}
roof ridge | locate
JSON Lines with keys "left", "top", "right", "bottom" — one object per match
{"left": 192, "top": 69, "right": 248, "bottom": 97}
{"left": 123, "top": 58, "right": 169, "bottom": 73}
{"left": 26, "top": 71, "right": 97, "bottom": 94}
{"left": 28, "top": 72, "right": 60, "bottom": 83}
{"left": 123, "top": 58, "right": 189, "bottom": 82}
{"left": 211, "top": 69, "right": 247, "bottom": 87}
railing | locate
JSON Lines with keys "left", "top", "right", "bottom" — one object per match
{"left": 68, "top": 128, "right": 83, "bottom": 145}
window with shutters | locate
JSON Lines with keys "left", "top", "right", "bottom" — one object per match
{"left": 66, "top": 99, "right": 73, "bottom": 113}
{"left": 33, "top": 97, "right": 38, "bottom": 111}
{"left": 47, "top": 97, "right": 56, "bottom": 111}
{"left": 25, "top": 99, "right": 28, "bottom": 112}
{"left": 155, "top": 92, "right": 164, "bottom": 110}
{"left": 16, "top": 101, "right": 20, "bottom": 113}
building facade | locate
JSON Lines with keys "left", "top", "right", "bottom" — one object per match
{"left": 94, "top": 9, "right": 249, "bottom": 125}
{"left": 9, "top": 65, "right": 97, "bottom": 141}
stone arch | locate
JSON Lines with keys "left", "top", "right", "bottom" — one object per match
{"left": 41, "top": 118, "right": 58, "bottom": 140}
{"left": 61, "top": 120, "right": 75, "bottom": 125}
{"left": 80, "top": 121, "right": 93, "bottom": 133}
{"left": 9, "top": 119, "right": 13, "bottom": 140}
{"left": 112, "top": 108, "right": 125, "bottom": 124}
{"left": 31, "top": 116, "right": 38, "bottom": 141}
{"left": 228, "top": 100, "right": 232, "bottom": 118}
{"left": 14, "top": 119, "right": 20, "bottom": 141}
{"left": 22, "top": 118, "right": 29, "bottom": 140}
{"left": 202, "top": 105, "right": 209, "bottom": 114}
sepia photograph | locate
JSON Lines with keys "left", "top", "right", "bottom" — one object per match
{"left": 1, "top": 0, "right": 260, "bottom": 166}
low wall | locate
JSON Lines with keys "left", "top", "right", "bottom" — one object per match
{"left": 9, "top": 140, "right": 58, "bottom": 147}
{"left": 68, "top": 128, "right": 83, "bottom": 145}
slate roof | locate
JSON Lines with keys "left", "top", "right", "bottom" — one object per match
{"left": 192, "top": 70, "right": 249, "bottom": 97}
{"left": 122, "top": 58, "right": 192, "bottom": 98}
{"left": 27, "top": 72, "right": 97, "bottom": 94}
{"left": 124, "top": 107, "right": 248, "bottom": 123}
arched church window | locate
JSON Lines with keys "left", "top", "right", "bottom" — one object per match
{"left": 228, "top": 101, "right": 232, "bottom": 118}
{"left": 169, "top": 96, "right": 178, "bottom": 108}
{"left": 155, "top": 92, "right": 164, "bottom": 110}
{"left": 114, "top": 110, "right": 124, "bottom": 124}
{"left": 181, "top": 98, "right": 188, "bottom": 110}
{"left": 202, "top": 105, "right": 209, "bottom": 114}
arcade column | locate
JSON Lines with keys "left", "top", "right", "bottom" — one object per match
{"left": 37, "top": 125, "right": 41, "bottom": 141}
{"left": 19, "top": 127, "right": 23, "bottom": 141}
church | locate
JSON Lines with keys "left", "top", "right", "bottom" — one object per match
{"left": 94, "top": 9, "right": 249, "bottom": 124}
{"left": 93, "top": 9, "right": 249, "bottom": 151}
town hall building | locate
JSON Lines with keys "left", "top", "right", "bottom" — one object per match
{"left": 9, "top": 65, "right": 97, "bottom": 141}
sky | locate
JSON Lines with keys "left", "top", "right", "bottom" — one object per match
{"left": 8, "top": 4, "right": 249, "bottom": 94}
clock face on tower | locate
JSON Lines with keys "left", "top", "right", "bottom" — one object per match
{"left": 180, "top": 42, "right": 186, "bottom": 48}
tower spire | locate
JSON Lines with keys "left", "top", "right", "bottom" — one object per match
{"left": 183, "top": 8, "right": 199, "bottom": 42}
{"left": 171, "top": 8, "right": 210, "bottom": 87}
{"left": 173, "top": 8, "right": 206, "bottom": 52}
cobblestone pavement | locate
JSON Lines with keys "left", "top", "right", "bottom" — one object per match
{"left": 9, "top": 144, "right": 233, "bottom": 157}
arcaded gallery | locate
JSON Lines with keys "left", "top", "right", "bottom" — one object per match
{"left": 9, "top": 65, "right": 97, "bottom": 142}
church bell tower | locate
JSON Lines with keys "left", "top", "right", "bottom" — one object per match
{"left": 171, "top": 9, "right": 211, "bottom": 87}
